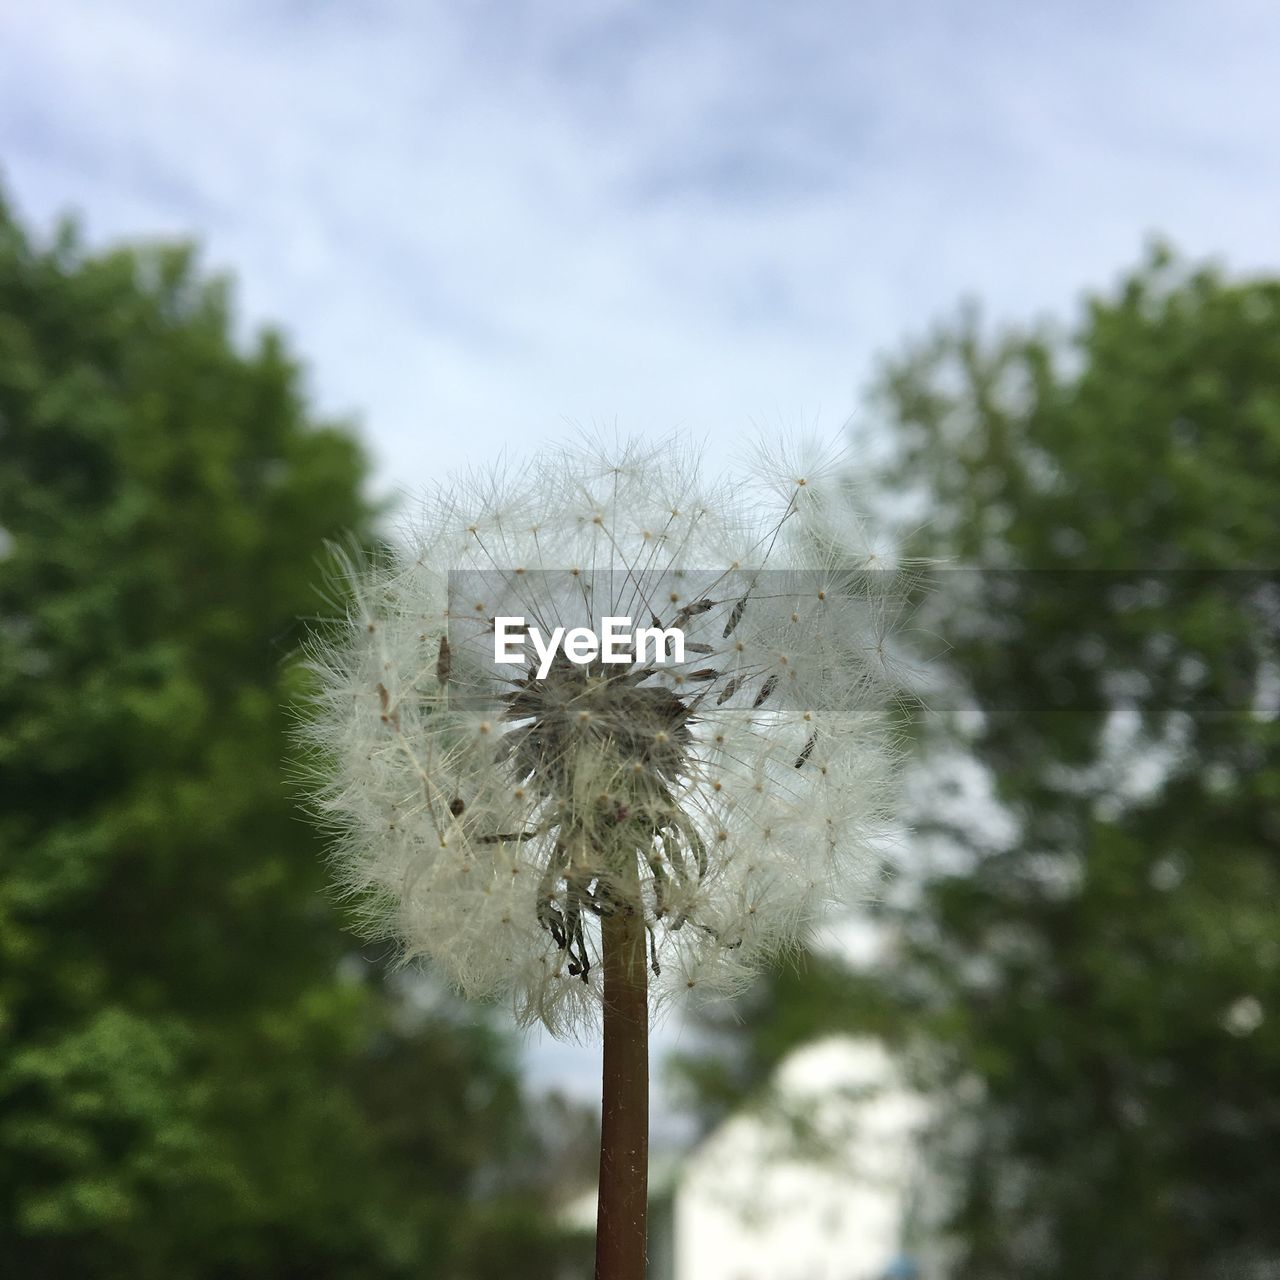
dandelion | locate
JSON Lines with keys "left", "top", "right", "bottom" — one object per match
{"left": 297, "top": 435, "right": 905, "bottom": 1280}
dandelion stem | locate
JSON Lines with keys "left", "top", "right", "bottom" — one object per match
{"left": 595, "top": 899, "right": 649, "bottom": 1280}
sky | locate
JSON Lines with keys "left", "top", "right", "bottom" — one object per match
{"left": 4, "top": 0, "right": 1279, "bottom": 504}
{"left": 4, "top": 0, "right": 1279, "bottom": 1131}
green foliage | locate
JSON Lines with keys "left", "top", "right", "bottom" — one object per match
{"left": 674, "top": 246, "right": 1280, "bottom": 1277}
{"left": 869, "top": 245, "right": 1280, "bottom": 1277}
{"left": 0, "top": 193, "right": 587, "bottom": 1278}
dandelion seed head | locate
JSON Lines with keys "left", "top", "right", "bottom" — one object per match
{"left": 297, "top": 436, "right": 906, "bottom": 1036}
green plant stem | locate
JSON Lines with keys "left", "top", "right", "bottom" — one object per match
{"left": 594, "top": 902, "right": 649, "bottom": 1280}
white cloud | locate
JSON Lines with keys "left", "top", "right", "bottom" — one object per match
{"left": 5, "top": 0, "right": 1277, "bottom": 501}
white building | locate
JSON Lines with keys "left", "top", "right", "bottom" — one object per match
{"left": 670, "top": 1037, "right": 935, "bottom": 1280}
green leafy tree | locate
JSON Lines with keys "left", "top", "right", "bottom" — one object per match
{"left": 673, "top": 247, "right": 1280, "bottom": 1278}
{"left": 0, "top": 192, "right": 588, "bottom": 1279}
{"left": 868, "top": 246, "right": 1280, "bottom": 1278}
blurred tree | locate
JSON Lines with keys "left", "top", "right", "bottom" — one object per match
{"left": 675, "top": 246, "right": 1280, "bottom": 1278}
{"left": 0, "top": 192, "right": 590, "bottom": 1279}
{"left": 867, "top": 245, "right": 1280, "bottom": 1278}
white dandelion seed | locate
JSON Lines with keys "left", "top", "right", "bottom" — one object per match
{"left": 297, "top": 435, "right": 907, "bottom": 1038}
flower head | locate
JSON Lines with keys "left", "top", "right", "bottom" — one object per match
{"left": 299, "top": 437, "right": 904, "bottom": 1036}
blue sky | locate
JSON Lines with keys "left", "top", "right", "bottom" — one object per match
{"left": 4, "top": 0, "right": 1278, "bottom": 1109}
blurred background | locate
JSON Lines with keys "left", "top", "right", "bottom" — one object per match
{"left": 2, "top": 3, "right": 1278, "bottom": 1277}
